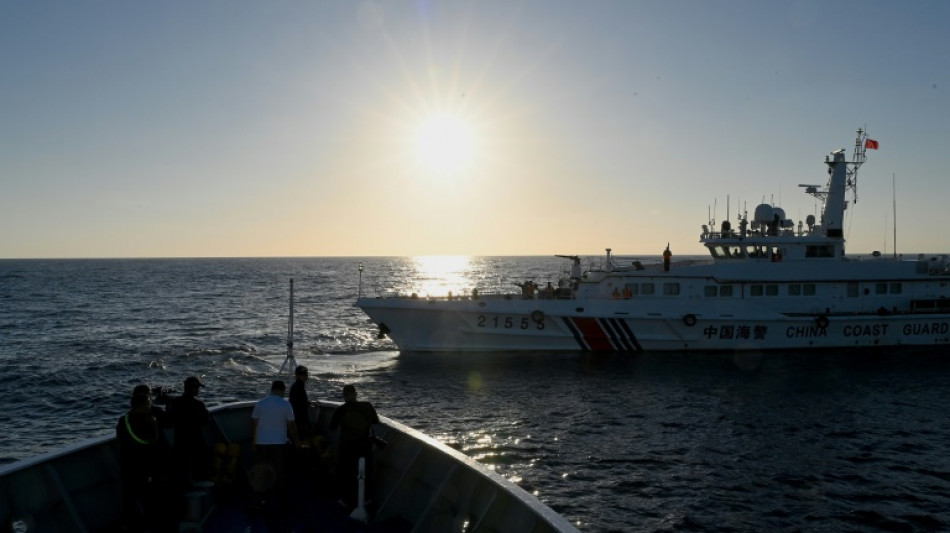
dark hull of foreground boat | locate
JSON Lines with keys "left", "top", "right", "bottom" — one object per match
{"left": 0, "top": 401, "right": 578, "bottom": 533}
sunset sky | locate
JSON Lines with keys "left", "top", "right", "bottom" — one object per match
{"left": 3, "top": 1, "right": 949, "bottom": 259}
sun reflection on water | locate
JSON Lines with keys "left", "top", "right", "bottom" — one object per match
{"left": 410, "top": 255, "right": 476, "bottom": 297}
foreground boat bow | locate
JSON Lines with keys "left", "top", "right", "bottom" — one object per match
{"left": 0, "top": 401, "right": 579, "bottom": 532}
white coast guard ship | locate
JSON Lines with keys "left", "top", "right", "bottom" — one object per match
{"left": 357, "top": 129, "right": 950, "bottom": 352}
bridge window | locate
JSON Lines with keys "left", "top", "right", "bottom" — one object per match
{"left": 806, "top": 245, "right": 836, "bottom": 258}
{"left": 663, "top": 282, "right": 680, "bottom": 296}
{"left": 787, "top": 284, "right": 817, "bottom": 296}
{"left": 709, "top": 246, "right": 746, "bottom": 259}
{"left": 876, "top": 283, "right": 887, "bottom": 294}
{"left": 640, "top": 283, "right": 655, "bottom": 295}
{"left": 847, "top": 282, "right": 859, "bottom": 297}
{"left": 705, "top": 285, "right": 734, "bottom": 297}
{"left": 889, "top": 283, "right": 902, "bottom": 294}
{"left": 750, "top": 284, "right": 781, "bottom": 296}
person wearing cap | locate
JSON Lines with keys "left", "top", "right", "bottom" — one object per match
{"left": 289, "top": 365, "right": 313, "bottom": 440}
{"left": 168, "top": 376, "right": 211, "bottom": 487}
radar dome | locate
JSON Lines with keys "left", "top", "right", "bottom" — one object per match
{"left": 754, "top": 204, "right": 774, "bottom": 224}
{"left": 806, "top": 214, "right": 816, "bottom": 227}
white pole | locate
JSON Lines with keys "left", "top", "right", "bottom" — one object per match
{"left": 350, "top": 457, "right": 369, "bottom": 523}
{"left": 892, "top": 174, "right": 898, "bottom": 259}
{"left": 278, "top": 279, "right": 297, "bottom": 379}
{"left": 288, "top": 279, "right": 294, "bottom": 361}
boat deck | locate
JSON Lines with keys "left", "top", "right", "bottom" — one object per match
{"left": 150, "top": 443, "right": 413, "bottom": 533}
{"left": 1, "top": 401, "right": 579, "bottom": 533}
{"left": 201, "top": 481, "right": 412, "bottom": 533}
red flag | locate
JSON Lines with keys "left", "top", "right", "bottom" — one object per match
{"left": 865, "top": 138, "right": 879, "bottom": 150}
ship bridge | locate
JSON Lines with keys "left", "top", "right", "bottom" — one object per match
{"left": 699, "top": 130, "right": 866, "bottom": 263}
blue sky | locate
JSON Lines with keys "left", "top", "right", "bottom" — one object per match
{"left": 2, "top": 1, "right": 949, "bottom": 258}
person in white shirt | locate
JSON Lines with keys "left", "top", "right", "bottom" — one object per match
{"left": 250, "top": 380, "right": 300, "bottom": 503}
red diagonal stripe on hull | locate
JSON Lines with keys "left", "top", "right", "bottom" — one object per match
{"left": 571, "top": 317, "right": 614, "bottom": 351}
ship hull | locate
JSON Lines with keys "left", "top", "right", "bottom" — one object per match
{"left": 357, "top": 297, "right": 950, "bottom": 352}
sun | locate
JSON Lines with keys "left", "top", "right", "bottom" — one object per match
{"left": 413, "top": 112, "right": 476, "bottom": 174}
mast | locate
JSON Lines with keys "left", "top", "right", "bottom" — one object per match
{"left": 278, "top": 279, "right": 297, "bottom": 380}
{"left": 893, "top": 173, "right": 898, "bottom": 259}
{"left": 804, "top": 128, "right": 869, "bottom": 239}
{"left": 848, "top": 128, "right": 868, "bottom": 204}
{"left": 821, "top": 148, "right": 849, "bottom": 238}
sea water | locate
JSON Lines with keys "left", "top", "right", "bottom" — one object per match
{"left": 2, "top": 257, "right": 950, "bottom": 532}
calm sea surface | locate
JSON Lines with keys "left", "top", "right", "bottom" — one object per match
{"left": 2, "top": 257, "right": 950, "bottom": 532}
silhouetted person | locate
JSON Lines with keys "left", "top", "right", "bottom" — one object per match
{"left": 133, "top": 384, "right": 173, "bottom": 491}
{"left": 168, "top": 376, "right": 211, "bottom": 487}
{"left": 289, "top": 366, "right": 313, "bottom": 440}
{"left": 328, "top": 384, "right": 380, "bottom": 508}
{"left": 116, "top": 392, "right": 162, "bottom": 532}
{"left": 133, "top": 384, "right": 172, "bottom": 429}
{"left": 516, "top": 280, "right": 537, "bottom": 298}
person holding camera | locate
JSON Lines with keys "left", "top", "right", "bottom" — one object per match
{"left": 116, "top": 391, "right": 164, "bottom": 531}
{"left": 328, "top": 384, "right": 380, "bottom": 508}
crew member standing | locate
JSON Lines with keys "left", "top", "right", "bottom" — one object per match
{"left": 116, "top": 392, "right": 161, "bottom": 531}
{"left": 251, "top": 380, "right": 300, "bottom": 503}
{"left": 328, "top": 384, "right": 380, "bottom": 508}
{"left": 289, "top": 366, "right": 313, "bottom": 440}
{"left": 168, "top": 376, "right": 211, "bottom": 487}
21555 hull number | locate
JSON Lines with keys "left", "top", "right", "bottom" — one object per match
{"left": 476, "top": 315, "right": 545, "bottom": 330}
